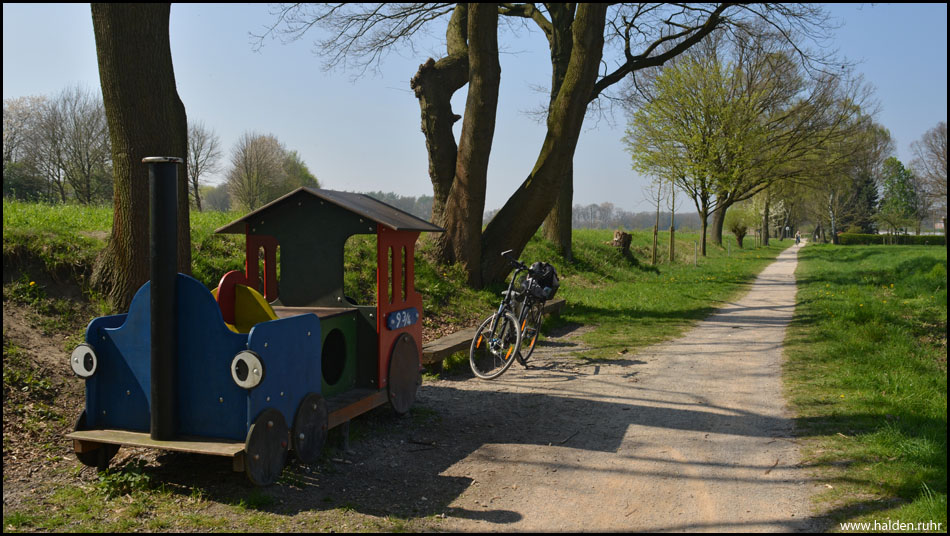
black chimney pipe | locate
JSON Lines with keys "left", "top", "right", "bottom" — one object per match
{"left": 144, "top": 156, "right": 183, "bottom": 441}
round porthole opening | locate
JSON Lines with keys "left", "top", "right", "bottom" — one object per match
{"left": 231, "top": 351, "right": 264, "bottom": 389}
{"left": 70, "top": 344, "right": 97, "bottom": 378}
{"left": 322, "top": 329, "right": 347, "bottom": 386}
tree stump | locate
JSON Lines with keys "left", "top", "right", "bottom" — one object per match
{"left": 610, "top": 230, "right": 632, "bottom": 255}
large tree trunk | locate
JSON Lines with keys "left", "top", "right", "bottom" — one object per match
{"left": 543, "top": 161, "right": 573, "bottom": 259}
{"left": 762, "top": 193, "right": 770, "bottom": 246}
{"left": 711, "top": 204, "right": 728, "bottom": 248}
{"left": 90, "top": 3, "right": 189, "bottom": 311}
{"left": 410, "top": 5, "right": 469, "bottom": 226}
{"left": 433, "top": 3, "right": 500, "bottom": 287}
{"left": 541, "top": 5, "right": 577, "bottom": 260}
{"left": 480, "top": 3, "right": 606, "bottom": 284}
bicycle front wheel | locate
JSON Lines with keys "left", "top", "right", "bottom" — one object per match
{"left": 517, "top": 300, "right": 545, "bottom": 366}
{"left": 469, "top": 312, "right": 522, "bottom": 379}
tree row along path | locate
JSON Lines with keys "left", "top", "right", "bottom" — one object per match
{"left": 421, "top": 243, "right": 820, "bottom": 532}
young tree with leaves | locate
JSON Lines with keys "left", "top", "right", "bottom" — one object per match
{"left": 226, "top": 132, "right": 319, "bottom": 211}
{"left": 877, "top": 157, "right": 918, "bottom": 238}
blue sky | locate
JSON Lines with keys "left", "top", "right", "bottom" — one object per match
{"left": 3, "top": 3, "right": 947, "bottom": 213}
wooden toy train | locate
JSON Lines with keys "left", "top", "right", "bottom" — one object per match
{"left": 66, "top": 157, "right": 442, "bottom": 485}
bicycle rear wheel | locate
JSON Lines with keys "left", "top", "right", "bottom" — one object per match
{"left": 517, "top": 300, "right": 544, "bottom": 366}
{"left": 469, "top": 312, "right": 522, "bottom": 379}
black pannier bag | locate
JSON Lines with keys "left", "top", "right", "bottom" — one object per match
{"left": 526, "top": 261, "right": 559, "bottom": 300}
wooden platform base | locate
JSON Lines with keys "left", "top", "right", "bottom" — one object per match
{"left": 66, "top": 429, "right": 248, "bottom": 471}
{"left": 66, "top": 388, "right": 393, "bottom": 472}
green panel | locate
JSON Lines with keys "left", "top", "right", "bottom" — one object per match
{"left": 319, "top": 311, "right": 358, "bottom": 399}
{"left": 353, "top": 305, "right": 379, "bottom": 389}
{"left": 248, "top": 193, "right": 377, "bottom": 308}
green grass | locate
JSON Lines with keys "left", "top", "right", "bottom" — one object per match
{"left": 784, "top": 244, "right": 947, "bottom": 530}
{"left": 2, "top": 198, "right": 248, "bottom": 290}
{"left": 2, "top": 199, "right": 112, "bottom": 280}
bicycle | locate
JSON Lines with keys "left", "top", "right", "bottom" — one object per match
{"left": 469, "top": 250, "right": 559, "bottom": 379}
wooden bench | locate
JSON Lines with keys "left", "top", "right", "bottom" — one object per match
{"left": 421, "top": 297, "right": 565, "bottom": 366}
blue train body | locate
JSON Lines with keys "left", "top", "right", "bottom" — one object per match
{"left": 82, "top": 273, "right": 321, "bottom": 441}
{"left": 69, "top": 176, "right": 441, "bottom": 486}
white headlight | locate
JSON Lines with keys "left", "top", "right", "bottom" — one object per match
{"left": 70, "top": 344, "right": 98, "bottom": 378}
{"left": 231, "top": 351, "right": 264, "bottom": 389}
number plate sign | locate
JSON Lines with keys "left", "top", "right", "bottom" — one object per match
{"left": 386, "top": 307, "right": 419, "bottom": 331}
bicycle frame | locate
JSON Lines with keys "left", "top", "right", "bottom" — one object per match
{"left": 490, "top": 249, "right": 533, "bottom": 328}
{"left": 470, "top": 250, "right": 550, "bottom": 379}
{"left": 486, "top": 263, "right": 525, "bottom": 335}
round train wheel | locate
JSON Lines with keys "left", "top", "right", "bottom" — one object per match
{"left": 244, "top": 408, "right": 289, "bottom": 486}
{"left": 292, "top": 393, "right": 328, "bottom": 464}
{"left": 387, "top": 333, "right": 421, "bottom": 416}
{"left": 73, "top": 410, "right": 119, "bottom": 471}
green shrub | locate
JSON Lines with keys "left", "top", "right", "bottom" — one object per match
{"left": 96, "top": 459, "right": 152, "bottom": 498}
{"left": 838, "top": 233, "right": 946, "bottom": 246}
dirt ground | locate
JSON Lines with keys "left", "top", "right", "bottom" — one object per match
{"left": 3, "top": 243, "right": 825, "bottom": 532}
{"left": 413, "top": 242, "right": 823, "bottom": 532}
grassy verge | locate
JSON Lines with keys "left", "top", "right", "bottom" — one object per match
{"left": 2, "top": 199, "right": 113, "bottom": 281}
{"left": 785, "top": 244, "right": 947, "bottom": 531}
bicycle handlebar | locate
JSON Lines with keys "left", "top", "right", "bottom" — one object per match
{"left": 500, "top": 249, "right": 528, "bottom": 271}
{"left": 501, "top": 249, "right": 543, "bottom": 277}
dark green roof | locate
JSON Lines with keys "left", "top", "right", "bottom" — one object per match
{"left": 215, "top": 188, "right": 443, "bottom": 235}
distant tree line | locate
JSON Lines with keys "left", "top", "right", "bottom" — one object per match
{"left": 483, "top": 202, "right": 700, "bottom": 231}
{"left": 361, "top": 191, "right": 434, "bottom": 222}
{"left": 568, "top": 202, "right": 700, "bottom": 231}
{"left": 3, "top": 86, "right": 112, "bottom": 204}
{"left": 3, "top": 86, "right": 318, "bottom": 211}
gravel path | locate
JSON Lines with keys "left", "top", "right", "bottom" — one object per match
{"left": 419, "top": 243, "right": 819, "bottom": 532}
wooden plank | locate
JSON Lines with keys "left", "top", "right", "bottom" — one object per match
{"left": 327, "top": 389, "right": 389, "bottom": 429}
{"left": 543, "top": 297, "right": 566, "bottom": 315}
{"left": 66, "top": 429, "right": 245, "bottom": 457}
{"left": 421, "top": 297, "right": 566, "bottom": 365}
{"left": 422, "top": 328, "right": 477, "bottom": 364}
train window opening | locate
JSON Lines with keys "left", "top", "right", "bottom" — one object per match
{"left": 255, "top": 247, "right": 265, "bottom": 294}
{"left": 389, "top": 247, "right": 396, "bottom": 304}
{"left": 322, "top": 328, "right": 347, "bottom": 386}
{"left": 273, "top": 245, "right": 280, "bottom": 289}
{"left": 342, "top": 234, "right": 377, "bottom": 306}
{"left": 401, "top": 246, "right": 408, "bottom": 302}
